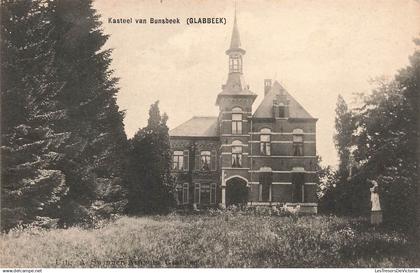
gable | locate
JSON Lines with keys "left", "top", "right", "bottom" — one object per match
{"left": 253, "top": 81, "right": 314, "bottom": 119}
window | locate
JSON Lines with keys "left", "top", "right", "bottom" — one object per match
{"left": 260, "top": 128, "right": 271, "bottom": 155}
{"left": 278, "top": 105, "right": 285, "bottom": 118}
{"left": 194, "top": 183, "right": 201, "bottom": 204}
{"left": 259, "top": 171, "right": 272, "bottom": 202}
{"left": 232, "top": 113, "right": 242, "bottom": 134}
{"left": 229, "top": 55, "right": 242, "bottom": 73}
{"left": 210, "top": 183, "right": 217, "bottom": 204}
{"left": 182, "top": 183, "right": 189, "bottom": 204}
{"left": 293, "top": 134, "right": 304, "bottom": 156}
{"left": 292, "top": 172, "right": 304, "bottom": 203}
{"left": 200, "top": 151, "right": 211, "bottom": 170}
{"left": 231, "top": 140, "right": 243, "bottom": 168}
{"left": 258, "top": 184, "right": 271, "bottom": 202}
{"left": 172, "top": 151, "right": 184, "bottom": 170}
{"left": 173, "top": 150, "right": 189, "bottom": 171}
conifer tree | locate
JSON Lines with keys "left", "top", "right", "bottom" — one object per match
{"left": 1, "top": 0, "right": 129, "bottom": 229}
{"left": 1, "top": 0, "right": 69, "bottom": 230}
{"left": 334, "top": 95, "right": 353, "bottom": 176}
{"left": 127, "top": 101, "right": 175, "bottom": 214}
{"left": 47, "top": 0, "right": 128, "bottom": 224}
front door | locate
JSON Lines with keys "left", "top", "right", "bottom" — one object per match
{"left": 226, "top": 178, "right": 248, "bottom": 206}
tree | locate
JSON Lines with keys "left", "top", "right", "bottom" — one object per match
{"left": 1, "top": 0, "right": 69, "bottom": 230}
{"left": 319, "top": 95, "right": 371, "bottom": 215}
{"left": 1, "top": 0, "right": 129, "bottom": 229}
{"left": 127, "top": 101, "right": 175, "bottom": 214}
{"left": 353, "top": 79, "right": 417, "bottom": 230}
{"left": 47, "top": 0, "right": 128, "bottom": 225}
{"left": 334, "top": 95, "right": 354, "bottom": 176}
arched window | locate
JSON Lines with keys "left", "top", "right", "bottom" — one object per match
{"left": 231, "top": 140, "right": 243, "bottom": 168}
{"left": 200, "top": 151, "right": 211, "bottom": 170}
{"left": 232, "top": 107, "right": 242, "bottom": 134}
{"left": 293, "top": 129, "right": 304, "bottom": 156}
{"left": 260, "top": 128, "right": 271, "bottom": 155}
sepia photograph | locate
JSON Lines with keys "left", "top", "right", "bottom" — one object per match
{"left": 1, "top": 0, "right": 419, "bottom": 270}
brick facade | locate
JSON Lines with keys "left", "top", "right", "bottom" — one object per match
{"left": 169, "top": 15, "right": 318, "bottom": 213}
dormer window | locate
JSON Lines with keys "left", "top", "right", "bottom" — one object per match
{"left": 278, "top": 105, "right": 285, "bottom": 118}
{"left": 278, "top": 102, "right": 285, "bottom": 118}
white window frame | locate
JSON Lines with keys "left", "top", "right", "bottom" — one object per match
{"left": 172, "top": 151, "right": 184, "bottom": 170}
{"left": 232, "top": 113, "right": 242, "bottom": 134}
{"left": 260, "top": 128, "right": 271, "bottom": 155}
{"left": 231, "top": 140, "right": 243, "bottom": 168}
{"left": 200, "top": 151, "right": 211, "bottom": 170}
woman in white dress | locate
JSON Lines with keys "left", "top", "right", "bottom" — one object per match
{"left": 370, "top": 180, "right": 382, "bottom": 225}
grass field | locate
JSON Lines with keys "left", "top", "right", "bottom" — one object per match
{"left": 1, "top": 212, "right": 418, "bottom": 268}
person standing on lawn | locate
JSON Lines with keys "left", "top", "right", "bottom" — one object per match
{"left": 370, "top": 179, "right": 382, "bottom": 225}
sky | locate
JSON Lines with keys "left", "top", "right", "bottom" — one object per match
{"left": 93, "top": 0, "right": 420, "bottom": 167}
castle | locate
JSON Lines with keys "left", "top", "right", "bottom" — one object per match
{"left": 169, "top": 14, "right": 318, "bottom": 213}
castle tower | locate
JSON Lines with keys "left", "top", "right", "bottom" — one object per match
{"left": 217, "top": 10, "right": 256, "bottom": 207}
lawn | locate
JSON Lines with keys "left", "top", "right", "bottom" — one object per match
{"left": 1, "top": 212, "right": 418, "bottom": 268}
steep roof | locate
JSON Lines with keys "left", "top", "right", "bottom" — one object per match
{"left": 253, "top": 81, "right": 314, "bottom": 119}
{"left": 228, "top": 13, "right": 242, "bottom": 51}
{"left": 169, "top": 116, "right": 218, "bottom": 137}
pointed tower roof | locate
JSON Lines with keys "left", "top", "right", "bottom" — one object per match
{"left": 226, "top": 7, "right": 245, "bottom": 55}
{"left": 216, "top": 8, "right": 256, "bottom": 105}
{"left": 229, "top": 13, "right": 241, "bottom": 49}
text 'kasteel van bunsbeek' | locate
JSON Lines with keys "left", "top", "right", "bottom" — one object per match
{"left": 107, "top": 17, "right": 226, "bottom": 25}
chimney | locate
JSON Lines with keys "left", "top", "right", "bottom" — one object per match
{"left": 264, "top": 79, "right": 272, "bottom": 96}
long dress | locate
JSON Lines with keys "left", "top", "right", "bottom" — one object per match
{"left": 370, "top": 186, "right": 382, "bottom": 225}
